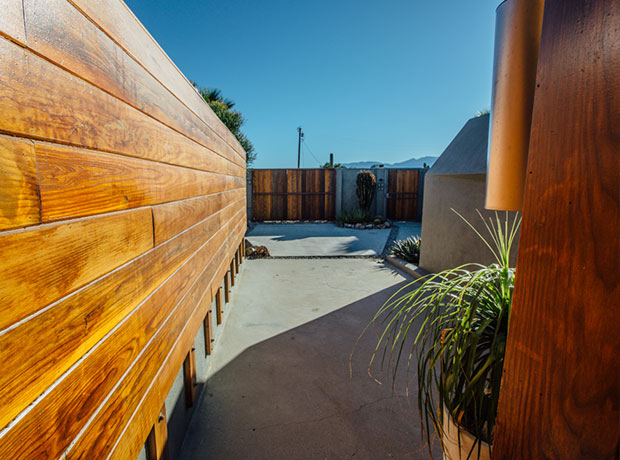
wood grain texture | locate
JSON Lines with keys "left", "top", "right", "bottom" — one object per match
{"left": 252, "top": 169, "right": 336, "bottom": 221}
{"left": 36, "top": 142, "right": 245, "bottom": 221}
{"left": 0, "top": 0, "right": 26, "bottom": 44}
{"left": 224, "top": 270, "right": 231, "bottom": 303}
{"left": 0, "top": 134, "right": 40, "bottom": 231}
{"left": 215, "top": 287, "right": 223, "bottom": 325}
{"left": 0, "top": 203, "right": 243, "bottom": 432}
{"left": 493, "top": 2, "right": 620, "bottom": 459}
{"left": 183, "top": 348, "right": 197, "bottom": 407}
{"left": 203, "top": 310, "right": 213, "bottom": 356}
{"left": 0, "top": 208, "right": 153, "bottom": 331}
{"left": 21, "top": 0, "right": 244, "bottom": 169}
{"left": 153, "top": 189, "right": 245, "bottom": 245}
{"left": 0, "top": 37, "right": 244, "bottom": 176}
{"left": 386, "top": 169, "right": 419, "bottom": 220}
{"left": 0, "top": 211, "right": 241, "bottom": 459}
{"left": 68, "top": 0, "right": 245, "bottom": 161}
{"left": 106, "top": 226, "right": 245, "bottom": 460}
{"left": 0, "top": 0, "right": 247, "bottom": 456}
{"left": 145, "top": 405, "right": 169, "bottom": 460}
{"left": 68, "top": 226, "right": 245, "bottom": 460}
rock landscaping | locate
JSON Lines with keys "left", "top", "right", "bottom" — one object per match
{"left": 339, "top": 220, "right": 392, "bottom": 230}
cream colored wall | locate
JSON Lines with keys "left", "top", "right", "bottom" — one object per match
{"left": 419, "top": 174, "right": 519, "bottom": 273}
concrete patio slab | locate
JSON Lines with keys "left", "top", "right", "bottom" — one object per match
{"left": 394, "top": 221, "right": 422, "bottom": 242}
{"left": 245, "top": 223, "right": 391, "bottom": 257}
{"left": 179, "top": 259, "right": 441, "bottom": 460}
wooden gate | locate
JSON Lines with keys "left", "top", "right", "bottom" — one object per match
{"left": 386, "top": 169, "right": 420, "bottom": 220}
{"left": 252, "top": 169, "right": 336, "bottom": 221}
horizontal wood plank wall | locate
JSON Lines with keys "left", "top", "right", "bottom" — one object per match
{"left": 0, "top": 1, "right": 246, "bottom": 459}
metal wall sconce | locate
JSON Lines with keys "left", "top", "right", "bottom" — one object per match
{"left": 485, "top": 0, "right": 545, "bottom": 211}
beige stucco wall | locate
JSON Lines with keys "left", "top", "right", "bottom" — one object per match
{"left": 419, "top": 174, "right": 519, "bottom": 273}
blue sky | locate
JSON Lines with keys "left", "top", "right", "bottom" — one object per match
{"left": 125, "top": 0, "right": 499, "bottom": 168}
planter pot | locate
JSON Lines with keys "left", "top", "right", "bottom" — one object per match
{"left": 442, "top": 408, "right": 491, "bottom": 460}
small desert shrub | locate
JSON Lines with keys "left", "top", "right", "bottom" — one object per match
{"left": 338, "top": 209, "right": 372, "bottom": 224}
{"left": 356, "top": 171, "right": 376, "bottom": 211}
{"left": 391, "top": 236, "right": 421, "bottom": 263}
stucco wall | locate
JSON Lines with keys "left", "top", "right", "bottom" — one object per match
{"left": 339, "top": 168, "right": 387, "bottom": 217}
{"left": 419, "top": 174, "right": 519, "bottom": 273}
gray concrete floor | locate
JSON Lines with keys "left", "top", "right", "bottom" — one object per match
{"left": 180, "top": 258, "right": 440, "bottom": 460}
{"left": 245, "top": 223, "right": 391, "bottom": 257}
{"left": 394, "top": 221, "right": 422, "bottom": 242}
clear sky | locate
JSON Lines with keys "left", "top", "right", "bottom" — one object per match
{"left": 124, "top": 0, "right": 499, "bottom": 168}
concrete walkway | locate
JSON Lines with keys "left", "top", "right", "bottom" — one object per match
{"left": 245, "top": 223, "right": 391, "bottom": 257}
{"left": 394, "top": 221, "right": 422, "bottom": 242}
{"left": 180, "top": 259, "right": 440, "bottom": 460}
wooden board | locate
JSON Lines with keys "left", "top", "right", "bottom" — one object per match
{"left": 22, "top": 0, "right": 244, "bottom": 169}
{"left": 0, "top": 205, "right": 243, "bottom": 432}
{"left": 68, "top": 0, "right": 245, "bottom": 161}
{"left": 0, "top": 208, "right": 153, "bottom": 331}
{"left": 0, "top": 0, "right": 26, "bottom": 44}
{"left": 386, "top": 169, "right": 420, "bottom": 220}
{"left": 145, "top": 405, "right": 169, "bottom": 460}
{"left": 106, "top": 226, "right": 245, "bottom": 460}
{"left": 68, "top": 226, "right": 245, "bottom": 460}
{"left": 0, "top": 0, "right": 247, "bottom": 456}
{"left": 251, "top": 169, "right": 336, "bottom": 221}
{"left": 0, "top": 37, "right": 244, "bottom": 176}
{"left": 37, "top": 142, "right": 245, "bottom": 221}
{"left": 0, "top": 214, "right": 243, "bottom": 459}
{"left": 0, "top": 134, "right": 40, "bottom": 231}
{"left": 153, "top": 189, "right": 245, "bottom": 245}
{"left": 492, "top": 1, "right": 620, "bottom": 459}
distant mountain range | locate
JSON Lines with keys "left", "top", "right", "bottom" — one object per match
{"left": 341, "top": 156, "right": 437, "bottom": 169}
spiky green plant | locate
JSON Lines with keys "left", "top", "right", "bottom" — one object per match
{"left": 356, "top": 171, "right": 376, "bottom": 211}
{"left": 366, "top": 210, "right": 520, "bottom": 459}
{"left": 391, "top": 236, "right": 421, "bottom": 264}
{"left": 337, "top": 209, "right": 372, "bottom": 224}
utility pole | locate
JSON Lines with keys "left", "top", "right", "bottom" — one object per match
{"left": 297, "top": 126, "right": 304, "bottom": 168}
{"left": 329, "top": 153, "right": 334, "bottom": 167}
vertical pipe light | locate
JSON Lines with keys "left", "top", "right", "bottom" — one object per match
{"left": 485, "top": 0, "right": 545, "bottom": 211}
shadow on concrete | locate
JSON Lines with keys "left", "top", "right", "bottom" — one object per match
{"left": 179, "top": 276, "right": 441, "bottom": 460}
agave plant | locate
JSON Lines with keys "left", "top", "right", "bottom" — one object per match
{"left": 366, "top": 210, "right": 520, "bottom": 459}
{"left": 391, "top": 236, "right": 421, "bottom": 264}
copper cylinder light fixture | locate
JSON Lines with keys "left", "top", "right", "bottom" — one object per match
{"left": 485, "top": 0, "right": 545, "bottom": 211}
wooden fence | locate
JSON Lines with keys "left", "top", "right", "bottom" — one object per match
{"left": 386, "top": 169, "right": 420, "bottom": 220}
{"left": 252, "top": 169, "right": 336, "bottom": 220}
{"left": 0, "top": 2, "right": 245, "bottom": 459}
{"left": 250, "top": 168, "right": 423, "bottom": 221}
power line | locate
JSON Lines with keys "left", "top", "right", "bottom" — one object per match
{"left": 302, "top": 139, "right": 323, "bottom": 166}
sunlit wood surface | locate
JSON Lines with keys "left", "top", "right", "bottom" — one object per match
{"left": 493, "top": 1, "right": 619, "bottom": 458}
{"left": 0, "top": 1, "right": 246, "bottom": 458}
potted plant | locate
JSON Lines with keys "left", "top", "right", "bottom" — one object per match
{"left": 367, "top": 211, "right": 520, "bottom": 459}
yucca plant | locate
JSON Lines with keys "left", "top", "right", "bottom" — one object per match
{"left": 365, "top": 210, "right": 520, "bottom": 459}
{"left": 391, "top": 236, "right": 421, "bottom": 263}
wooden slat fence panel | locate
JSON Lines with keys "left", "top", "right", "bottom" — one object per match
{"left": 0, "top": 1, "right": 246, "bottom": 458}
{"left": 251, "top": 169, "right": 336, "bottom": 221}
{"left": 386, "top": 169, "right": 420, "bottom": 220}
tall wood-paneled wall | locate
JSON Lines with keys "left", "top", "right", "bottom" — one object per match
{"left": 0, "top": 1, "right": 246, "bottom": 459}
